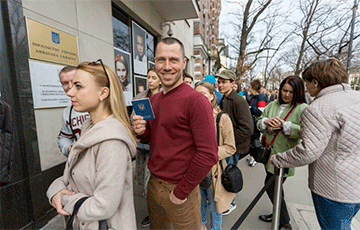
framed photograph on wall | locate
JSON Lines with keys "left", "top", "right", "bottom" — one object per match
{"left": 132, "top": 21, "right": 147, "bottom": 75}
{"left": 114, "top": 48, "right": 133, "bottom": 106}
{"left": 148, "top": 61, "right": 155, "bottom": 70}
{"left": 134, "top": 75, "right": 147, "bottom": 96}
{"left": 147, "top": 32, "right": 155, "bottom": 63}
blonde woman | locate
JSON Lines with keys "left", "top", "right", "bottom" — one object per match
{"left": 47, "top": 60, "right": 137, "bottom": 229}
{"left": 132, "top": 67, "right": 161, "bottom": 227}
{"left": 195, "top": 82, "right": 236, "bottom": 230}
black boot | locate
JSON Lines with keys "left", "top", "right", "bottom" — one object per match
{"left": 259, "top": 214, "right": 273, "bottom": 222}
{"left": 279, "top": 223, "right": 292, "bottom": 230}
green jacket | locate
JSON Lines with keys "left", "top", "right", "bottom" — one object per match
{"left": 256, "top": 101, "right": 307, "bottom": 176}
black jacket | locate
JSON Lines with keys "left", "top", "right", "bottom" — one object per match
{"left": 0, "top": 99, "right": 14, "bottom": 184}
{"left": 220, "top": 89, "right": 253, "bottom": 155}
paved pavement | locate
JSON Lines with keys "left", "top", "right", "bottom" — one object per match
{"left": 41, "top": 158, "right": 360, "bottom": 229}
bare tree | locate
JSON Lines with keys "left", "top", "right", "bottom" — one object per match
{"left": 221, "top": 0, "right": 359, "bottom": 86}
{"left": 292, "top": 0, "right": 359, "bottom": 73}
{"left": 235, "top": 0, "right": 273, "bottom": 79}
{"left": 293, "top": 0, "right": 320, "bottom": 74}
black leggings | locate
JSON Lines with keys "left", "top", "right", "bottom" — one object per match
{"left": 264, "top": 171, "right": 290, "bottom": 225}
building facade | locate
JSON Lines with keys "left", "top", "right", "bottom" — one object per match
{"left": 0, "top": 0, "right": 199, "bottom": 228}
{"left": 193, "top": 0, "right": 222, "bottom": 80}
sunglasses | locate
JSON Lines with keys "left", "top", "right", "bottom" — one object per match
{"left": 89, "top": 59, "right": 110, "bottom": 80}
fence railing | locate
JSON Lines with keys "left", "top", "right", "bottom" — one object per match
{"left": 231, "top": 167, "right": 285, "bottom": 230}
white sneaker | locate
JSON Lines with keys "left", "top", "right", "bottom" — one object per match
{"left": 248, "top": 157, "right": 256, "bottom": 167}
{"left": 222, "top": 204, "right": 237, "bottom": 215}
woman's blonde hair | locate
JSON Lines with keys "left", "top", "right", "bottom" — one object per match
{"left": 77, "top": 61, "right": 136, "bottom": 145}
{"left": 195, "top": 82, "right": 220, "bottom": 113}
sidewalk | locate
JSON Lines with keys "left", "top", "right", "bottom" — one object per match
{"left": 41, "top": 158, "right": 360, "bottom": 229}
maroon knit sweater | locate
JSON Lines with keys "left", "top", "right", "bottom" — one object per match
{"left": 138, "top": 83, "right": 218, "bottom": 199}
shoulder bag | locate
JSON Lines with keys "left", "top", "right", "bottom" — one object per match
{"left": 217, "top": 112, "right": 244, "bottom": 193}
{"left": 250, "top": 105, "right": 295, "bottom": 164}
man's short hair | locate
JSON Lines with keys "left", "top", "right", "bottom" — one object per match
{"left": 183, "top": 73, "right": 193, "bottom": 81}
{"left": 250, "top": 79, "right": 261, "bottom": 93}
{"left": 59, "top": 66, "right": 76, "bottom": 78}
{"left": 156, "top": 37, "right": 185, "bottom": 58}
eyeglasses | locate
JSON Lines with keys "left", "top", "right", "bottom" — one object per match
{"left": 89, "top": 59, "right": 110, "bottom": 80}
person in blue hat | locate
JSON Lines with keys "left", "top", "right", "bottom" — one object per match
{"left": 203, "top": 75, "right": 223, "bottom": 106}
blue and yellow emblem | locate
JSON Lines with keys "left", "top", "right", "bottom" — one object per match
{"left": 51, "top": 31, "right": 60, "bottom": 44}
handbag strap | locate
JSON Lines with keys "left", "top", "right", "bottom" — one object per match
{"left": 267, "top": 105, "right": 295, "bottom": 147}
{"left": 216, "top": 111, "right": 224, "bottom": 145}
{"left": 65, "top": 196, "right": 89, "bottom": 230}
{"left": 216, "top": 112, "right": 225, "bottom": 173}
{"left": 216, "top": 112, "right": 237, "bottom": 173}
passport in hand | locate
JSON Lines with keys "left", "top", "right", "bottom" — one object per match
{"left": 131, "top": 98, "right": 155, "bottom": 120}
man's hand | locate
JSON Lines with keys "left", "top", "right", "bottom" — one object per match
{"left": 51, "top": 189, "right": 76, "bottom": 216}
{"left": 132, "top": 115, "right": 147, "bottom": 136}
{"left": 169, "top": 190, "right": 187, "bottom": 205}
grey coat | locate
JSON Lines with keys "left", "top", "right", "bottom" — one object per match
{"left": 47, "top": 115, "right": 137, "bottom": 229}
{"left": 272, "top": 84, "right": 360, "bottom": 203}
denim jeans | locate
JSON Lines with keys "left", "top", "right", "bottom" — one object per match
{"left": 312, "top": 192, "right": 360, "bottom": 230}
{"left": 201, "top": 186, "right": 222, "bottom": 230}
{"left": 225, "top": 154, "right": 239, "bottom": 166}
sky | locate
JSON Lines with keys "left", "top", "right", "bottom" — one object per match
{"left": 218, "top": 0, "right": 358, "bottom": 76}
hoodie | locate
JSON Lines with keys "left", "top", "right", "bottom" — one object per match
{"left": 47, "top": 115, "right": 137, "bottom": 230}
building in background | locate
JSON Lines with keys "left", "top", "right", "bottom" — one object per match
{"left": 193, "top": 0, "right": 223, "bottom": 80}
{"left": 211, "top": 38, "right": 228, "bottom": 74}
{"left": 349, "top": 62, "right": 360, "bottom": 90}
{"left": 0, "top": 0, "right": 199, "bottom": 229}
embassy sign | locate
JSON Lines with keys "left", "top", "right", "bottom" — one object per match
{"left": 26, "top": 18, "right": 79, "bottom": 66}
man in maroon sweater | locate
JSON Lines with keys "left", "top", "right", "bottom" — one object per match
{"left": 133, "top": 37, "right": 218, "bottom": 229}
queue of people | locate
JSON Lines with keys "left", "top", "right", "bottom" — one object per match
{"left": 195, "top": 82, "right": 236, "bottom": 230}
{"left": 47, "top": 36, "right": 360, "bottom": 230}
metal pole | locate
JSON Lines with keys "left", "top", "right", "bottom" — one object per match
{"left": 271, "top": 167, "right": 284, "bottom": 230}
{"left": 346, "top": 0, "right": 358, "bottom": 76}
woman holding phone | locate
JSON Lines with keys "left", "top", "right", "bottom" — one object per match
{"left": 256, "top": 75, "right": 307, "bottom": 230}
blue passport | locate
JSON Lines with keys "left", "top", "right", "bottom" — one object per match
{"left": 131, "top": 98, "right": 155, "bottom": 120}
